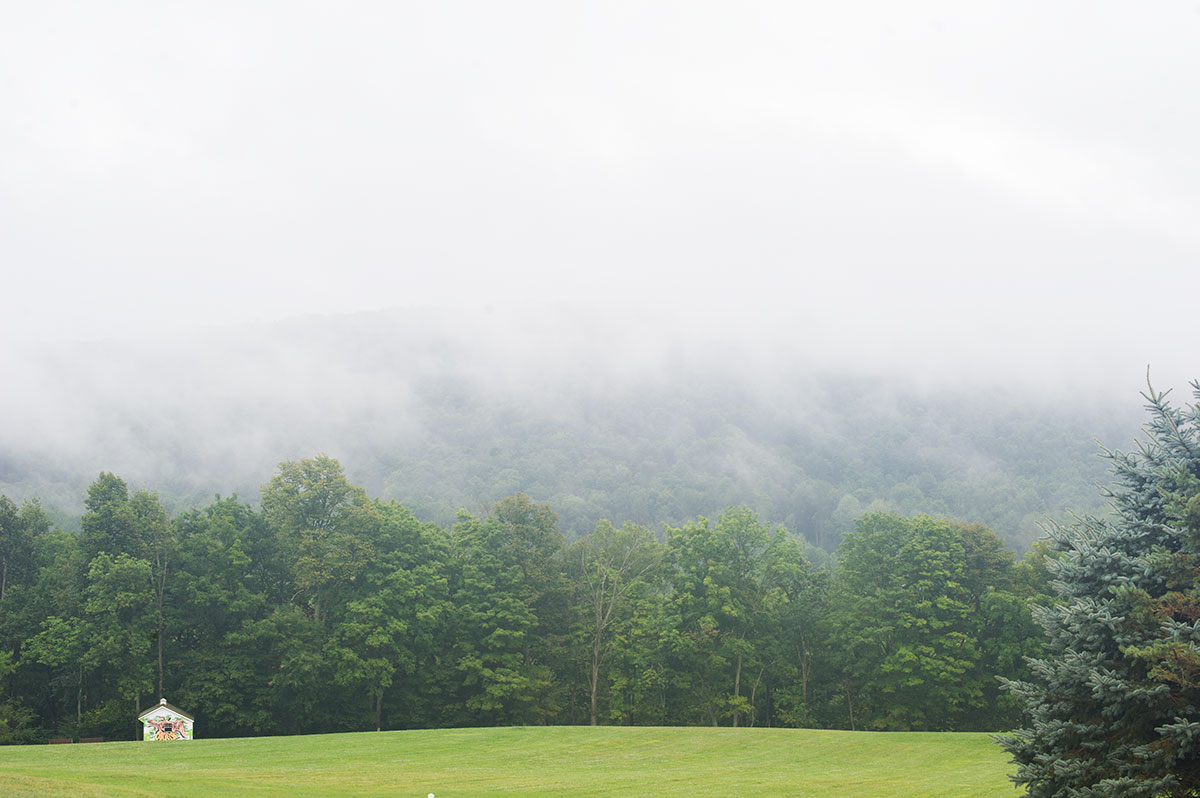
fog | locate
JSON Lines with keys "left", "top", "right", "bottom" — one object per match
{"left": 0, "top": 304, "right": 1150, "bottom": 550}
{"left": 1, "top": 2, "right": 1196, "bottom": 537}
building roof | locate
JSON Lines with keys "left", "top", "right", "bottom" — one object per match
{"left": 137, "top": 698, "right": 195, "bottom": 721}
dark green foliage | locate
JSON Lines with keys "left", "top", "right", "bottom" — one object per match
{"left": 169, "top": 496, "right": 279, "bottom": 736}
{"left": 826, "top": 514, "right": 1036, "bottom": 731}
{"left": 1000, "top": 383, "right": 1200, "bottom": 796}
{"left": 442, "top": 496, "right": 568, "bottom": 726}
{"left": 569, "top": 519, "right": 665, "bottom": 726}
{"left": 261, "top": 455, "right": 376, "bottom": 624}
{"left": 667, "top": 508, "right": 817, "bottom": 727}
{"left": 328, "top": 500, "right": 451, "bottom": 731}
{"left": 0, "top": 497, "right": 44, "bottom": 602}
{"left": 0, "top": 651, "right": 36, "bottom": 743}
{"left": 79, "top": 473, "right": 135, "bottom": 561}
{"left": 0, "top": 456, "right": 1046, "bottom": 742}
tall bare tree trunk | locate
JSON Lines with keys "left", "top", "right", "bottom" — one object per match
{"left": 590, "top": 626, "right": 602, "bottom": 725}
{"left": 152, "top": 532, "right": 169, "bottom": 699}
{"left": 157, "top": 623, "right": 164, "bottom": 698}
{"left": 588, "top": 577, "right": 615, "bottom": 727}
{"left": 799, "top": 637, "right": 811, "bottom": 709}
{"left": 732, "top": 652, "right": 743, "bottom": 727}
{"left": 748, "top": 666, "right": 764, "bottom": 728}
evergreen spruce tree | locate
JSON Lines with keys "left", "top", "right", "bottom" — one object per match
{"left": 1000, "top": 381, "right": 1200, "bottom": 796}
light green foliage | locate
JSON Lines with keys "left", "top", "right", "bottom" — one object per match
{"left": 570, "top": 520, "right": 664, "bottom": 725}
{"left": 602, "top": 584, "right": 679, "bottom": 725}
{"left": 829, "top": 513, "right": 1035, "bottom": 731}
{"left": 262, "top": 456, "right": 376, "bottom": 623}
{"left": 667, "top": 507, "right": 815, "bottom": 727}
{"left": 831, "top": 513, "right": 978, "bottom": 730}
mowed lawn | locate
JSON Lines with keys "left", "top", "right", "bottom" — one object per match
{"left": 0, "top": 726, "right": 1020, "bottom": 797}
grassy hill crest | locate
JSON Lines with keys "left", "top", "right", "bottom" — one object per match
{"left": 0, "top": 725, "right": 1017, "bottom": 797}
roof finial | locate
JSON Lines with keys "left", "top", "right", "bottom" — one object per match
{"left": 160, "top": 698, "right": 167, "bottom": 705}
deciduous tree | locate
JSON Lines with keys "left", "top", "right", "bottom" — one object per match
{"left": 571, "top": 520, "right": 663, "bottom": 725}
{"left": 829, "top": 513, "right": 981, "bottom": 730}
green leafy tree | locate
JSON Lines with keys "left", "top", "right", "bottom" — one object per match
{"left": 262, "top": 456, "right": 376, "bottom": 623}
{"left": 25, "top": 552, "right": 154, "bottom": 739}
{"left": 8, "top": 522, "right": 84, "bottom": 734}
{"left": 447, "top": 510, "right": 545, "bottom": 724}
{"left": 82, "top": 552, "right": 155, "bottom": 735}
{"left": 168, "top": 496, "right": 277, "bottom": 737}
{"left": 127, "top": 491, "right": 173, "bottom": 699}
{"left": 0, "top": 650, "right": 36, "bottom": 743}
{"left": 328, "top": 501, "right": 450, "bottom": 731}
{"left": 0, "top": 497, "right": 46, "bottom": 602}
{"left": 79, "top": 473, "right": 139, "bottom": 561}
{"left": 755, "top": 535, "right": 827, "bottom": 728}
{"left": 604, "top": 583, "right": 683, "bottom": 726}
{"left": 570, "top": 520, "right": 664, "bottom": 725}
{"left": 445, "top": 495, "right": 566, "bottom": 726}
{"left": 71, "top": 476, "right": 173, "bottom": 724}
{"left": 23, "top": 614, "right": 90, "bottom": 727}
{"left": 668, "top": 507, "right": 804, "bottom": 726}
{"left": 944, "top": 520, "right": 1044, "bottom": 731}
{"left": 829, "top": 513, "right": 980, "bottom": 731}
{"left": 247, "top": 605, "right": 333, "bottom": 735}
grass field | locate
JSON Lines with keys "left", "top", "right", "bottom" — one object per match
{"left": 0, "top": 726, "right": 1020, "bottom": 797}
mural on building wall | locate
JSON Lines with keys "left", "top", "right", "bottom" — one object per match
{"left": 138, "top": 699, "right": 195, "bottom": 741}
{"left": 143, "top": 716, "right": 190, "bottom": 741}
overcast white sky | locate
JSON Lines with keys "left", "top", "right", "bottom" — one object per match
{"left": 2, "top": 1, "right": 1197, "bottom": 393}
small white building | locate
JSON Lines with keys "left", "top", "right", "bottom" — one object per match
{"left": 138, "top": 699, "right": 194, "bottom": 741}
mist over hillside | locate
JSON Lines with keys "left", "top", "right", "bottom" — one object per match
{"left": 0, "top": 304, "right": 1147, "bottom": 549}
{"left": 4, "top": 2, "right": 1196, "bottom": 554}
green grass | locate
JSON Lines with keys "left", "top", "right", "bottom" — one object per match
{"left": 0, "top": 726, "right": 1021, "bottom": 797}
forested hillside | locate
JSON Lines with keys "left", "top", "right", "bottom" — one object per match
{"left": 0, "top": 307, "right": 1160, "bottom": 743}
{"left": 0, "top": 307, "right": 1141, "bottom": 551}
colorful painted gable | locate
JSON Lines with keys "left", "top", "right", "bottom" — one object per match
{"left": 138, "top": 699, "right": 194, "bottom": 741}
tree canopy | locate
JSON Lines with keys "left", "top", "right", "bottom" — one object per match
{"left": 0, "top": 457, "right": 1044, "bottom": 742}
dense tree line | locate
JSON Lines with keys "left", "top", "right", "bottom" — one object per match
{"left": 0, "top": 456, "right": 1049, "bottom": 743}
